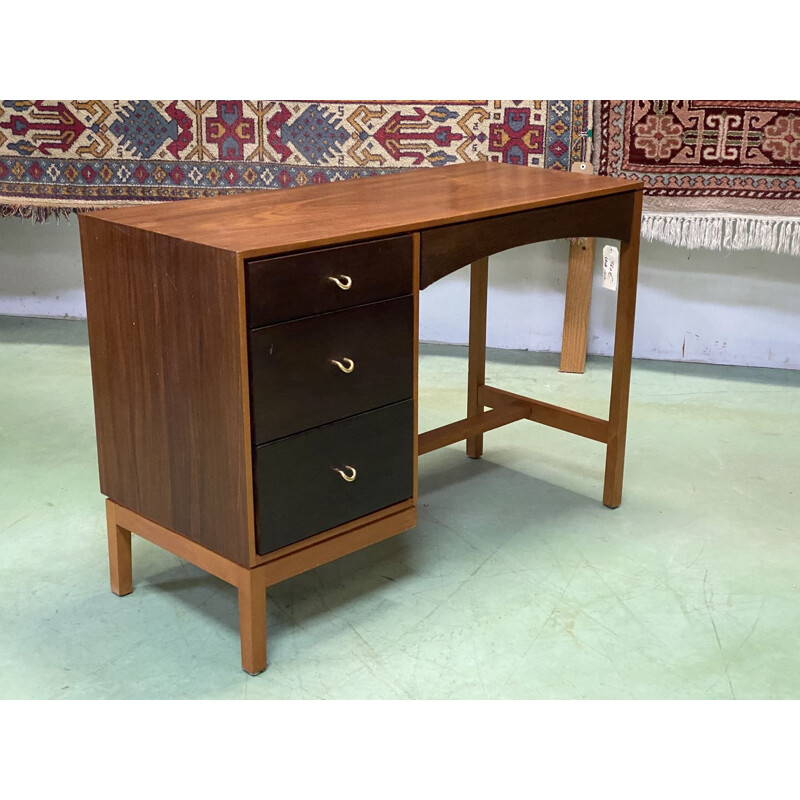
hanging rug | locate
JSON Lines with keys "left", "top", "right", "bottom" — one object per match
{"left": 594, "top": 100, "right": 800, "bottom": 256}
{"left": 0, "top": 100, "right": 591, "bottom": 221}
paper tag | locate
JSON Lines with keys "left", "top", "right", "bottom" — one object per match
{"left": 602, "top": 245, "right": 619, "bottom": 291}
{"left": 570, "top": 161, "right": 593, "bottom": 174}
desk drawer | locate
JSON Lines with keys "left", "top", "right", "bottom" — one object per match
{"left": 246, "top": 235, "right": 413, "bottom": 327}
{"left": 250, "top": 296, "right": 413, "bottom": 444}
{"left": 255, "top": 400, "right": 414, "bottom": 554}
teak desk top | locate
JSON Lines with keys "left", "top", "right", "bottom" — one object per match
{"left": 86, "top": 161, "right": 642, "bottom": 258}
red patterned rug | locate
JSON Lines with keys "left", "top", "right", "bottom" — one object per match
{"left": 595, "top": 100, "right": 800, "bottom": 255}
{"left": 0, "top": 100, "right": 591, "bottom": 221}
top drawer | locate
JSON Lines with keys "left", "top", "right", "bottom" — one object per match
{"left": 246, "top": 235, "right": 414, "bottom": 328}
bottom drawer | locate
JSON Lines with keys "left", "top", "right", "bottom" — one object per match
{"left": 255, "top": 401, "right": 414, "bottom": 555}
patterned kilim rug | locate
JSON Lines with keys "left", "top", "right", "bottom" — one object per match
{"left": 594, "top": 100, "right": 800, "bottom": 255}
{"left": 0, "top": 100, "right": 591, "bottom": 220}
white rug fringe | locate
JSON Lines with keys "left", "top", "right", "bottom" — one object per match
{"left": 642, "top": 211, "right": 800, "bottom": 257}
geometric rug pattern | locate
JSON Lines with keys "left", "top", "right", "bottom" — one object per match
{"left": 0, "top": 100, "right": 592, "bottom": 219}
{"left": 595, "top": 100, "right": 800, "bottom": 212}
{"left": 595, "top": 100, "right": 800, "bottom": 254}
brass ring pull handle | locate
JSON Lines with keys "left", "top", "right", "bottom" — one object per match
{"left": 330, "top": 357, "right": 355, "bottom": 374}
{"left": 328, "top": 274, "right": 353, "bottom": 291}
{"left": 333, "top": 465, "right": 357, "bottom": 482}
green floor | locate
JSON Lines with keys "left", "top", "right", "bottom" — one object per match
{"left": 1, "top": 315, "right": 798, "bottom": 699}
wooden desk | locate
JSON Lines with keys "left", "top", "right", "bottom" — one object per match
{"left": 78, "top": 162, "right": 643, "bottom": 674}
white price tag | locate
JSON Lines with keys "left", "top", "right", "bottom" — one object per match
{"left": 602, "top": 245, "right": 619, "bottom": 291}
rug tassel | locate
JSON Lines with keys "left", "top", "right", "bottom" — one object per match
{"left": 642, "top": 212, "right": 800, "bottom": 257}
{"left": 1, "top": 204, "right": 80, "bottom": 223}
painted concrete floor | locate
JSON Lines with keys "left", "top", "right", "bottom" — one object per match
{"left": 1, "top": 315, "right": 798, "bottom": 699}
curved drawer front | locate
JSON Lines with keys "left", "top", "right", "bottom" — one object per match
{"left": 255, "top": 400, "right": 414, "bottom": 554}
{"left": 246, "top": 235, "right": 413, "bottom": 327}
{"left": 250, "top": 296, "right": 413, "bottom": 444}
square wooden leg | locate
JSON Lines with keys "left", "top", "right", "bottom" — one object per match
{"left": 467, "top": 257, "right": 489, "bottom": 459}
{"left": 238, "top": 570, "right": 267, "bottom": 675}
{"left": 603, "top": 192, "right": 642, "bottom": 508}
{"left": 106, "top": 498, "right": 133, "bottom": 596}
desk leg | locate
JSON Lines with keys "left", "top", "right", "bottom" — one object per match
{"left": 238, "top": 569, "right": 267, "bottom": 675}
{"left": 467, "top": 257, "right": 489, "bottom": 459}
{"left": 604, "top": 193, "right": 642, "bottom": 508}
{"left": 106, "top": 498, "right": 133, "bottom": 596}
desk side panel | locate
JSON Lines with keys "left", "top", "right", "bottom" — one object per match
{"left": 79, "top": 218, "right": 251, "bottom": 565}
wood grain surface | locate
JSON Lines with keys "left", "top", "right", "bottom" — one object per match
{"left": 249, "top": 296, "right": 414, "bottom": 443}
{"left": 466, "top": 257, "right": 489, "bottom": 458}
{"left": 603, "top": 189, "right": 643, "bottom": 508}
{"left": 419, "top": 191, "right": 637, "bottom": 288}
{"left": 82, "top": 162, "right": 642, "bottom": 258}
{"left": 246, "top": 234, "right": 413, "bottom": 327}
{"left": 80, "top": 217, "right": 252, "bottom": 565}
{"left": 255, "top": 400, "right": 414, "bottom": 554}
{"left": 560, "top": 237, "right": 596, "bottom": 374}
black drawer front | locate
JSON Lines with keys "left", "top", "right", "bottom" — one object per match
{"left": 249, "top": 296, "right": 413, "bottom": 444}
{"left": 246, "top": 235, "right": 414, "bottom": 328}
{"left": 255, "top": 400, "right": 414, "bottom": 555}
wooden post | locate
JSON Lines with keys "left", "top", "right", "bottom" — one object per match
{"left": 603, "top": 190, "right": 643, "bottom": 508}
{"left": 466, "top": 257, "right": 489, "bottom": 458}
{"left": 238, "top": 570, "right": 267, "bottom": 675}
{"left": 106, "top": 498, "right": 133, "bottom": 596}
{"left": 560, "top": 237, "right": 596, "bottom": 374}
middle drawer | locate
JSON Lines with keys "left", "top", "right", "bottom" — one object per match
{"left": 249, "top": 296, "right": 414, "bottom": 444}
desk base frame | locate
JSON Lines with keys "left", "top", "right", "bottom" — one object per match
{"left": 106, "top": 498, "right": 416, "bottom": 675}
{"left": 421, "top": 210, "right": 641, "bottom": 509}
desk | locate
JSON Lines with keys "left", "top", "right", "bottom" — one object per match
{"left": 78, "top": 162, "right": 643, "bottom": 674}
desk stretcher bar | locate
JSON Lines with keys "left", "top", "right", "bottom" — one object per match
{"left": 418, "top": 385, "right": 610, "bottom": 452}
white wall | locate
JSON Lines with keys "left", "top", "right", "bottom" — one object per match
{"left": 1, "top": 215, "right": 799, "bottom": 369}
{"left": 0, "top": 215, "right": 87, "bottom": 319}
{"left": 421, "top": 237, "right": 800, "bottom": 370}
